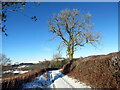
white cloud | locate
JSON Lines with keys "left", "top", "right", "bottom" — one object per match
{"left": 44, "top": 47, "right": 51, "bottom": 51}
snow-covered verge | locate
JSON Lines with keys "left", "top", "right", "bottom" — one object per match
{"left": 3, "top": 65, "right": 29, "bottom": 74}
{"left": 13, "top": 70, "right": 28, "bottom": 74}
{"left": 23, "top": 72, "right": 51, "bottom": 89}
{"left": 3, "top": 70, "right": 13, "bottom": 73}
{"left": 3, "top": 70, "right": 28, "bottom": 74}
{"left": 22, "top": 69, "right": 91, "bottom": 89}
{"left": 17, "top": 65, "right": 28, "bottom": 69}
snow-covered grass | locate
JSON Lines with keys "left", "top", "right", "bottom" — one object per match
{"left": 23, "top": 72, "right": 51, "bottom": 89}
{"left": 3, "top": 70, "right": 13, "bottom": 74}
{"left": 2, "top": 68, "right": 46, "bottom": 89}
{"left": 3, "top": 70, "right": 28, "bottom": 74}
{"left": 3, "top": 67, "right": 29, "bottom": 74}
{"left": 17, "top": 65, "right": 28, "bottom": 69}
{"left": 23, "top": 61, "right": 39, "bottom": 64}
{"left": 13, "top": 70, "right": 28, "bottom": 74}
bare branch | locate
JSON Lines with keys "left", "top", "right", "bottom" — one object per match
{"left": 48, "top": 9, "right": 101, "bottom": 60}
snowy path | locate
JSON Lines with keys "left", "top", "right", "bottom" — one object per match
{"left": 50, "top": 70, "right": 74, "bottom": 88}
{"left": 50, "top": 69, "right": 90, "bottom": 88}
{"left": 23, "top": 69, "right": 91, "bottom": 89}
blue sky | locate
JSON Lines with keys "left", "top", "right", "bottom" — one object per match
{"left": 2, "top": 2, "right": 118, "bottom": 63}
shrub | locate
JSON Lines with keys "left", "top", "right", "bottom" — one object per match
{"left": 2, "top": 67, "right": 47, "bottom": 89}
{"left": 62, "top": 52, "right": 120, "bottom": 88}
{"left": 49, "top": 59, "right": 68, "bottom": 68}
{"left": 110, "top": 56, "right": 120, "bottom": 84}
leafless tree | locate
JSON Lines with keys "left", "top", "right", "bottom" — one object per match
{"left": 0, "top": 54, "right": 11, "bottom": 65}
{"left": 48, "top": 9, "right": 101, "bottom": 61}
{"left": 53, "top": 52, "right": 62, "bottom": 60}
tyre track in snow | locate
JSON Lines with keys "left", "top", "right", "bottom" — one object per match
{"left": 51, "top": 71, "right": 75, "bottom": 89}
{"left": 60, "top": 77, "right": 75, "bottom": 88}
{"left": 48, "top": 71, "right": 56, "bottom": 89}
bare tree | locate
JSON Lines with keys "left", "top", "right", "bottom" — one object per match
{"left": 0, "top": 54, "right": 11, "bottom": 65}
{"left": 48, "top": 9, "right": 100, "bottom": 61}
{"left": 53, "top": 52, "right": 62, "bottom": 60}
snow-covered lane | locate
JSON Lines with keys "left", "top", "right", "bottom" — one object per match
{"left": 50, "top": 70, "right": 73, "bottom": 88}
{"left": 22, "top": 69, "right": 91, "bottom": 89}
{"left": 50, "top": 69, "right": 91, "bottom": 88}
{"left": 51, "top": 77, "right": 73, "bottom": 88}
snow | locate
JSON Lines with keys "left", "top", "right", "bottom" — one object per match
{"left": 3, "top": 70, "right": 13, "bottom": 73}
{"left": 23, "top": 72, "right": 51, "bottom": 89}
{"left": 23, "top": 69, "right": 91, "bottom": 89}
{"left": 13, "top": 70, "right": 28, "bottom": 74}
{"left": 23, "top": 61, "right": 39, "bottom": 64}
{"left": 3, "top": 69, "right": 28, "bottom": 74}
{"left": 50, "top": 69, "right": 91, "bottom": 88}
{"left": 11, "top": 61, "right": 39, "bottom": 65}
{"left": 63, "top": 75, "right": 91, "bottom": 88}
{"left": 17, "top": 65, "right": 28, "bottom": 69}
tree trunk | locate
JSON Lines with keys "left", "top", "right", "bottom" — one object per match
{"left": 67, "top": 44, "right": 74, "bottom": 61}
{"left": 69, "top": 53, "right": 73, "bottom": 61}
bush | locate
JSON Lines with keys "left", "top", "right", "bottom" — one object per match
{"left": 2, "top": 67, "right": 48, "bottom": 89}
{"left": 20, "top": 61, "right": 50, "bottom": 71}
{"left": 49, "top": 60, "right": 68, "bottom": 68}
{"left": 62, "top": 52, "right": 120, "bottom": 88}
{"left": 110, "top": 56, "right": 120, "bottom": 84}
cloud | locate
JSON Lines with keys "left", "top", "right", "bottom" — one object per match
{"left": 44, "top": 47, "right": 51, "bottom": 51}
